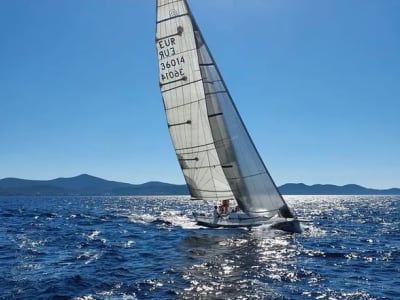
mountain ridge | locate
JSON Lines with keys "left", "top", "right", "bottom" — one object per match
{"left": 279, "top": 183, "right": 400, "bottom": 195}
{"left": 0, "top": 174, "right": 188, "bottom": 196}
{"left": 0, "top": 174, "right": 399, "bottom": 196}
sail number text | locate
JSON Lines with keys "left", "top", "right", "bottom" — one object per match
{"left": 158, "top": 37, "right": 187, "bottom": 82}
{"left": 161, "top": 69, "right": 185, "bottom": 81}
{"left": 160, "top": 56, "right": 185, "bottom": 70}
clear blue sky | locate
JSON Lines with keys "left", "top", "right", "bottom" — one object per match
{"left": 1, "top": 0, "right": 399, "bottom": 188}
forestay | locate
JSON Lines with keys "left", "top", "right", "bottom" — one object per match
{"left": 155, "top": 0, "right": 294, "bottom": 218}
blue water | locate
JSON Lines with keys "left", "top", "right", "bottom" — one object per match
{"left": 1, "top": 195, "right": 399, "bottom": 299}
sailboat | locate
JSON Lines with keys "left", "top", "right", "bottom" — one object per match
{"left": 155, "top": 0, "right": 301, "bottom": 233}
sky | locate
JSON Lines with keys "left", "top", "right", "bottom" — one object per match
{"left": 0, "top": 0, "right": 399, "bottom": 189}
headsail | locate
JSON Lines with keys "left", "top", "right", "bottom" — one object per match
{"left": 156, "top": 0, "right": 294, "bottom": 218}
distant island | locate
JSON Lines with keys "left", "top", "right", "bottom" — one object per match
{"left": 0, "top": 174, "right": 399, "bottom": 196}
{"left": 0, "top": 174, "right": 188, "bottom": 196}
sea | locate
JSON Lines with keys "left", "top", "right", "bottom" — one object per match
{"left": 0, "top": 195, "right": 399, "bottom": 300}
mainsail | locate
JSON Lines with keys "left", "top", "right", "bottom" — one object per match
{"left": 156, "top": 0, "right": 294, "bottom": 218}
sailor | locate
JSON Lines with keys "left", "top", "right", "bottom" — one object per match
{"left": 213, "top": 206, "right": 220, "bottom": 223}
{"left": 221, "top": 199, "right": 230, "bottom": 215}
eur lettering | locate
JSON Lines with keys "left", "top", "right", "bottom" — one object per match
{"left": 158, "top": 37, "right": 177, "bottom": 59}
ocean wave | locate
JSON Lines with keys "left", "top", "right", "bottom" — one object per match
{"left": 1, "top": 195, "right": 398, "bottom": 299}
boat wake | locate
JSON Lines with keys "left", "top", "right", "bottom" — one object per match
{"left": 128, "top": 211, "right": 202, "bottom": 230}
{"left": 128, "top": 213, "right": 157, "bottom": 225}
{"left": 159, "top": 211, "right": 202, "bottom": 229}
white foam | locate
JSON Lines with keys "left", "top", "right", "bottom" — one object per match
{"left": 303, "top": 224, "right": 327, "bottom": 237}
{"left": 75, "top": 295, "right": 95, "bottom": 300}
{"left": 159, "top": 210, "right": 202, "bottom": 229}
{"left": 87, "top": 230, "right": 101, "bottom": 240}
{"left": 128, "top": 213, "right": 157, "bottom": 225}
{"left": 123, "top": 240, "right": 135, "bottom": 248}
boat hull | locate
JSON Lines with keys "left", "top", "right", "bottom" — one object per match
{"left": 270, "top": 219, "right": 302, "bottom": 233}
{"left": 194, "top": 212, "right": 302, "bottom": 233}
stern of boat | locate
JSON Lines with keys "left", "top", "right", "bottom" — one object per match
{"left": 270, "top": 218, "right": 302, "bottom": 233}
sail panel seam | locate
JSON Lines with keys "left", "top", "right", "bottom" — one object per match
{"left": 177, "top": 147, "right": 216, "bottom": 156}
{"left": 205, "top": 91, "right": 226, "bottom": 96}
{"left": 174, "top": 137, "right": 230, "bottom": 151}
{"left": 157, "top": 0, "right": 182, "bottom": 9}
{"left": 157, "top": 13, "right": 188, "bottom": 24}
{"left": 160, "top": 76, "right": 187, "bottom": 87}
{"left": 228, "top": 171, "right": 267, "bottom": 180}
{"left": 164, "top": 97, "right": 205, "bottom": 111}
{"left": 161, "top": 79, "right": 203, "bottom": 94}
{"left": 190, "top": 188, "right": 233, "bottom": 193}
{"left": 181, "top": 164, "right": 224, "bottom": 170}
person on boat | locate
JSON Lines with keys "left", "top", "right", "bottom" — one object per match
{"left": 218, "top": 204, "right": 225, "bottom": 216}
{"left": 213, "top": 206, "right": 220, "bottom": 223}
{"left": 220, "top": 199, "right": 230, "bottom": 215}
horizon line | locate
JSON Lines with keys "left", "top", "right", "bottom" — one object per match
{"left": 0, "top": 173, "right": 399, "bottom": 190}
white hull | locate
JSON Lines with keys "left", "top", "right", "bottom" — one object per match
{"left": 193, "top": 212, "right": 302, "bottom": 233}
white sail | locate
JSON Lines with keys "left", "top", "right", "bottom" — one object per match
{"left": 156, "top": 0, "right": 234, "bottom": 201}
{"left": 155, "top": 0, "right": 294, "bottom": 218}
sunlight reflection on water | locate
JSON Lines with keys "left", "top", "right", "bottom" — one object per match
{"left": 0, "top": 195, "right": 399, "bottom": 299}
